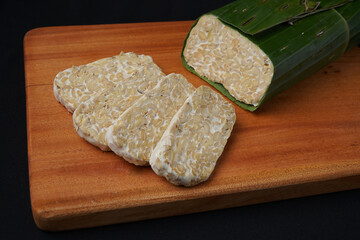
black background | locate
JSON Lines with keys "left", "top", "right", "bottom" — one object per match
{"left": 1, "top": 0, "right": 359, "bottom": 239}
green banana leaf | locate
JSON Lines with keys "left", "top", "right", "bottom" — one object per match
{"left": 336, "top": 0, "right": 360, "bottom": 50}
{"left": 211, "top": 0, "right": 352, "bottom": 35}
{"left": 293, "top": 0, "right": 353, "bottom": 20}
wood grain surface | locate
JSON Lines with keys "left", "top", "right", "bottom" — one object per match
{"left": 24, "top": 21, "right": 360, "bottom": 231}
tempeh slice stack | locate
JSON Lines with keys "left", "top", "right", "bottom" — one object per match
{"left": 106, "top": 73, "right": 196, "bottom": 166}
{"left": 53, "top": 52, "right": 163, "bottom": 113}
{"left": 150, "top": 85, "right": 236, "bottom": 187}
{"left": 73, "top": 68, "right": 165, "bottom": 151}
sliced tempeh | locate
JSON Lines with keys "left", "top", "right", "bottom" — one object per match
{"left": 106, "top": 73, "right": 196, "bottom": 166}
{"left": 53, "top": 52, "right": 164, "bottom": 113}
{"left": 150, "top": 85, "right": 236, "bottom": 187}
{"left": 73, "top": 67, "right": 164, "bottom": 151}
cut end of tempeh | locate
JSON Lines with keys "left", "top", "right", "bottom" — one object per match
{"left": 183, "top": 14, "right": 274, "bottom": 106}
{"left": 73, "top": 67, "right": 164, "bottom": 151}
{"left": 150, "top": 85, "right": 236, "bottom": 187}
{"left": 53, "top": 52, "right": 163, "bottom": 113}
{"left": 106, "top": 73, "right": 196, "bottom": 166}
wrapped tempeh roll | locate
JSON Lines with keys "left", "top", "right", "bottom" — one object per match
{"left": 182, "top": 0, "right": 360, "bottom": 111}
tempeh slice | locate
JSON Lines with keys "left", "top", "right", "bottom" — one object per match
{"left": 73, "top": 68, "right": 164, "bottom": 151}
{"left": 150, "top": 85, "right": 236, "bottom": 187}
{"left": 53, "top": 52, "right": 164, "bottom": 113}
{"left": 106, "top": 73, "right": 196, "bottom": 166}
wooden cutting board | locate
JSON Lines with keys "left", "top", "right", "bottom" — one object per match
{"left": 24, "top": 21, "right": 360, "bottom": 231}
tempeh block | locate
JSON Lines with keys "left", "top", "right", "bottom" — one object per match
{"left": 183, "top": 14, "right": 274, "bottom": 107}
